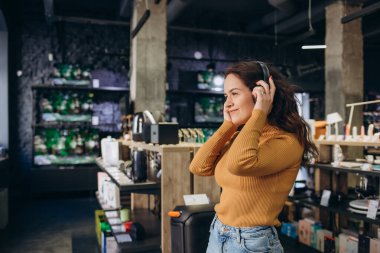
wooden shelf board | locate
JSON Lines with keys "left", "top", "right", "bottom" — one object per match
{"left": 317, "top": 140, "right": 380, "bottom": 147}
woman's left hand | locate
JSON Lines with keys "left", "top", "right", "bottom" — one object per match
{"left": 252, "top": 76, "right": 276, "bottom": 115}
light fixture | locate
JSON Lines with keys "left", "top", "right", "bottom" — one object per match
{"left": 194, "top": 51, "right": 203, "bottom": 60}
{"left": 210, "top": 74, "right": 224, "bottom": 92}
{"left": 301, "top": 45, "right": 327, "bottom": 49}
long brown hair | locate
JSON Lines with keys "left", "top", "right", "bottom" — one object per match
{"left": 225, "top": 61, "right": 319, "bottom": 164}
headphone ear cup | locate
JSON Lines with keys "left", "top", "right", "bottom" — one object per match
{"left": 256, "top": 61, "right": 270, "bottom": 84}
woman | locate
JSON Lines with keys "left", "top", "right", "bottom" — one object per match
{"left": 189, "top": 61, "right": 318, "bottom": 253}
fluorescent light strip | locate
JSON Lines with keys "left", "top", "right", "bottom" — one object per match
{"left": 301, "top": 45, "right": 327, "bottom": 49}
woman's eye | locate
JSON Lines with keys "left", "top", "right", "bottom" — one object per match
{"left": 232, "top": 92, "right": 238, "bottom": 96}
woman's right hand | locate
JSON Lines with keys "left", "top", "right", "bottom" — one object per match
{"left": 223, "top": 101, "right": 232, "bottom": 122}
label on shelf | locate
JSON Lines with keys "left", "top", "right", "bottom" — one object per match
{"left": 367, "top": 199, "right": 380, "bottom": 220}
{"left": 320, "top": 190, "right": 331, "bottom": 207}
{"left": 92, "top": 116, "right": 99, "bottom": 126}
{"left": 183, "top": 193, "right": 210, "bottom": 206}
{"left": 92, "top": 79, "right": 100, "bottom": 88}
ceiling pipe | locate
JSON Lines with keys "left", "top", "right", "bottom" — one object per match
{"left": 43, "top": 0, "right": 54, "bottom": 22}
{"left": 167, "top": 0, "right": 192, "bottom": 24}
{"left": 267, "top": 0, "right": 295, "bottom": 13}
{"left": 247, "top": 0, "right": 295, "bottom": 32}
{"left": 275, "top": 0, "right": 332, "bottom": 34}
{"left": 247, "top": 10, "right": 291, "bottom": 32}
{"left": 341, "top": 1, "right": 380, "bottom": 24}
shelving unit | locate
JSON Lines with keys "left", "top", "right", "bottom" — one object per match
{"left": 285, "top": 140, "right": 380, "bottom": 252}
{"left": 279, "top": 233, "right": 320, "bottom": 253}
{"left": 95, "top": 189, "right": 161, "bottom": 253}
{"left": 96, "top": 141, "right": 220, "bottom": 253}
{"left": 30, "top": 84, "right": 128, "bottom": 193}
{"left": 311, "top": 163, "right": 380, "bottom": 177}
{"left": 95, "top": 158, "right": 160, "bottom": 194}
{"left": 166, "top": 89, "right": 223, "bottom": 128}
{"left": 32, "top": 84, "right": 129, "bottom": 92}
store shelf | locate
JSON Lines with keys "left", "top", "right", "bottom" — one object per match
{"left": 122, "top": 140, "right": 202, "bottom": 153}
{"left": 32, "top": 84, "right": 129, "bottom": 92}
{"left": 167, "top": 89, "right": 224, "bottom": 96}
{"left": 33, "top": 122, "right": 92, "bottom": 128}
{"left": 34, "top": 155, "right": 98, "bottom": 166}
{"left": 107, "top": 209, "right": 160, "bottom": 253}
{"left": 95, "top": 158, "right": 160, "bottom": 194}
{"left": 317, "top": 140, "right": 380, "bottom": 147}
{"left": 312, "top": 163, "right": 380, "bottom": 177}
{"left": 31, "top": 164, "right": 98, "bottom": 193}
{"left": 95, "top": 192, "right": 161, "bottom": 253}
{"left": 178, "top": 122, "right": 221, "bottom": 128}
{"left": 288, "top": 197, "right": 380, "bottom": 225}
{"left": 0, "top": 156, "right": 8, "bottom": 163}
{"left": 278, "top": 233, "right": 320, "bottom": 253}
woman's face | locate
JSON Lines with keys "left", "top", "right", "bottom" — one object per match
{"left": 224, "top": 74, "right": 255, "bottom": 126}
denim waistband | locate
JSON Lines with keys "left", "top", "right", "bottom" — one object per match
{"left": 210, "top": 215, "right": 277, "bottom": 240}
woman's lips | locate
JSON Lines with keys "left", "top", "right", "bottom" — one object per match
{"left": 229, "top": 109, "right": 238, "bottom": 114}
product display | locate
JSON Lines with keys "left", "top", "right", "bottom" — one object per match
{"left": 51, "top": 63, "right": 91, "bottom": 86}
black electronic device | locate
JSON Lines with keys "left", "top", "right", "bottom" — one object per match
{"left": 256, "top": 61, "right": 270, "bottom": 84}
{"left": 170, "top": 204, "right": 215, "bottom": 253}
{"left": 130, "top": 222, "right": 146, "bottom": 241}
{"left": 130, "top": 150, "right": 147, "bottom": 182}
{"left": 151, "top": 123, "right": 179, "bottom": 145}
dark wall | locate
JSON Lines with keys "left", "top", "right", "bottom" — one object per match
{"left": 167, "top": 29, "right": 325, "bottom": 93}
{"left": 13, "top": 20, "right": 130, "bottom": 193}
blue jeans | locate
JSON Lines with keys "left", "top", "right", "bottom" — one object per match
{"left": 206, "top": 216, "right": 284, "bottom": 253}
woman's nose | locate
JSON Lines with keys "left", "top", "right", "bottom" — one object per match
{"left": 225, "top": 97, "right": 233, "bottom": 107}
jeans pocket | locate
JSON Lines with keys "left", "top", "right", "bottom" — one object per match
{"left": 241, "top": 235, "right": 270, "bottom": 253}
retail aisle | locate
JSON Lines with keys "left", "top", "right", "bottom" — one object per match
{"left": 0, "top": 193, "right": 305, "bottom": 253}
{"left": 0, "top": 193, "right": 100, "bottom": 253}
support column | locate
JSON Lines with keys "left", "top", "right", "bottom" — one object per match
{"left": 325, "top": 1, "right": 363, "bottom": 132}
{"left": 130, "top": 0, "right": 167, "bottom": 114}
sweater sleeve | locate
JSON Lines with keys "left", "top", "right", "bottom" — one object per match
{"left": 189, "top": 120, "right": 238, "bottom": 176}
{"left": 226, "top": 109, "right": 304, "bottom": 177}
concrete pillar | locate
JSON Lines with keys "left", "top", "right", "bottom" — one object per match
{"left": 325, "top": 1, "right": 363, "bottom": 131}
{"left": 130, "top": 0, "right": 167, "bottom": 114}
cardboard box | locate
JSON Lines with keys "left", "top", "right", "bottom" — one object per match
{"left": 370, "top": 238, "right": 380, "bottom": 253}
{"left": 298, "top": 219, "right": 315, "bottom": 246}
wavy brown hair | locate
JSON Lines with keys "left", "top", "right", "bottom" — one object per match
{"left": 225, "top": 61, "right": 319, "bottom": 164}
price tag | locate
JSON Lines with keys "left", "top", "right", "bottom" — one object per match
{"left": 92, "top": 116, "right": 99, "bottom": 126}
{"left": 320, "top": 190, "right": 331, "bottom": 207}
{"left": 183, "top": 194, "right": 210, "bottom": 206}
{"left": 366, "top": 199, "right": 379, "bottom": 220}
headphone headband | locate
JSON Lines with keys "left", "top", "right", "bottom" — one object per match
{"left": 256, "top": 61, "right": 270, "bottom": 83}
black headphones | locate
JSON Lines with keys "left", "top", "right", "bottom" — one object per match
{"left": 256, "top": 61, "right": 270, "bottom": 84}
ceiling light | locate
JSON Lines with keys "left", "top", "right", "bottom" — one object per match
{"left": 194, "top": 51, "right": 203, "bottom": 60}
{"left": 301, "top": 45, "right": 327, "bottom": 49}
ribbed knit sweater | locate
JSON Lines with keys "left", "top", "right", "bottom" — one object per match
{"left": 189, "top": 109, "right": 304, "bottom": 227}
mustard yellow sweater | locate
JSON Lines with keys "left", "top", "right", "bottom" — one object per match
{"left": 189, "top": 109, "right": 303, "bottom": 227}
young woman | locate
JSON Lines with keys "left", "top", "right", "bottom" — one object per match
{"left": 189, "top": 61, "right": 318, "bottom": 253}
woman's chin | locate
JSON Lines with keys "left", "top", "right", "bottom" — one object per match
{"left": 231, "top": 118, "right": 242, "bottom": 126}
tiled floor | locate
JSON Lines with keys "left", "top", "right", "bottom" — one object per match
{"left": 0, "top": 193, "right": 100, "bottom": 253}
